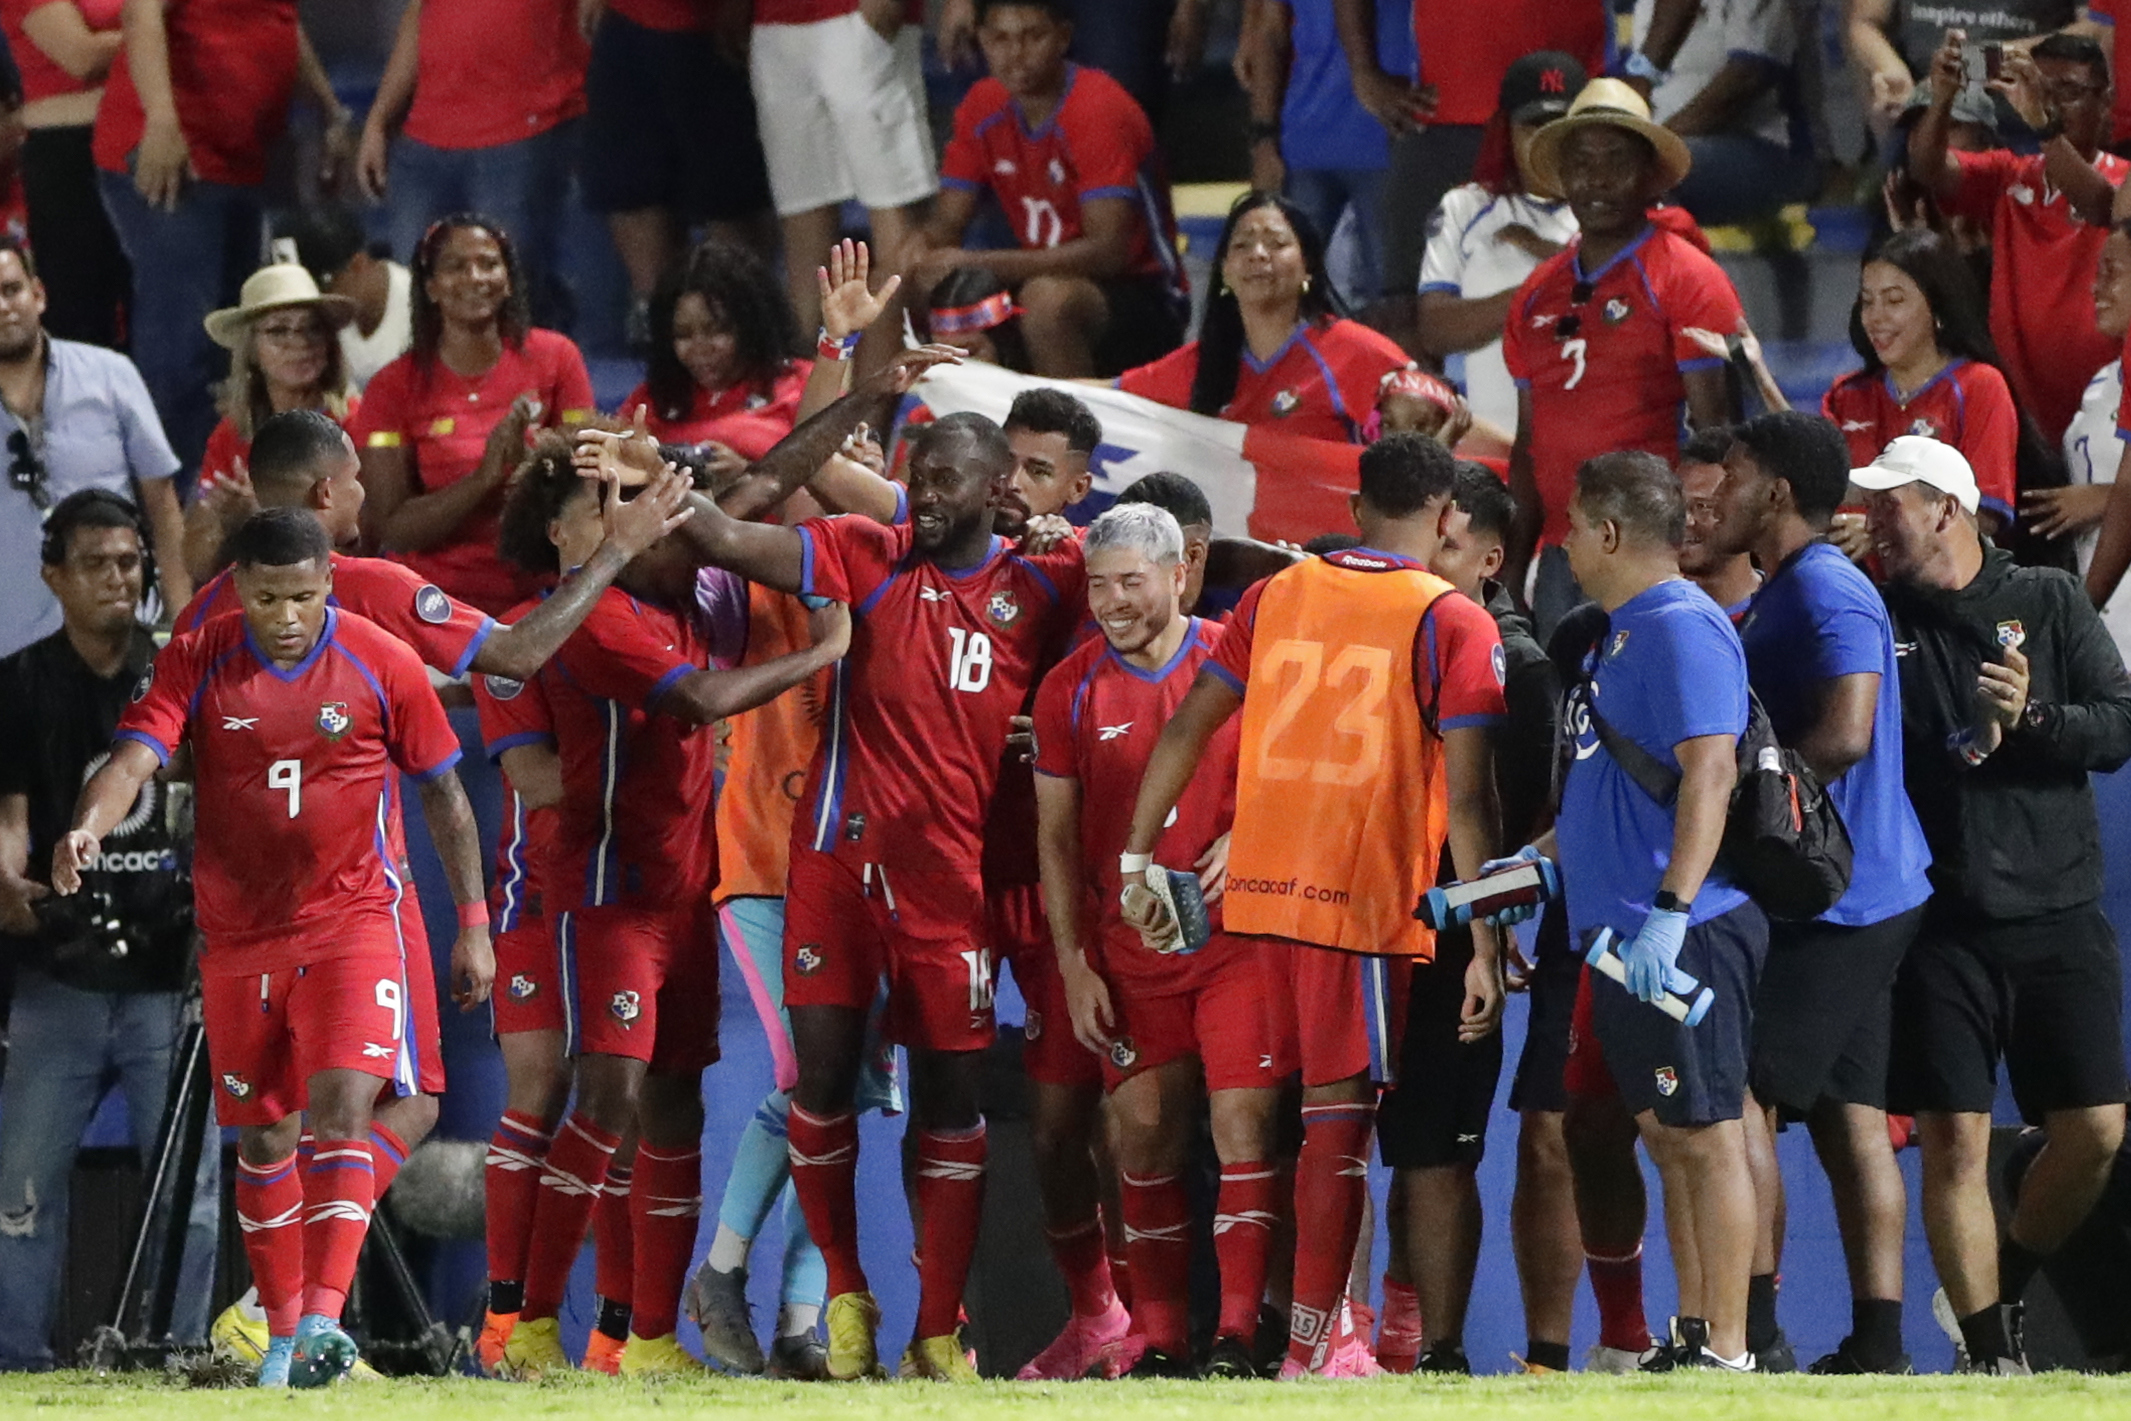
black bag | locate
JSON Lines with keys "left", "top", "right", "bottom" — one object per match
{"left": 1585, "top": 691, "right": 1854, "bottom": 921}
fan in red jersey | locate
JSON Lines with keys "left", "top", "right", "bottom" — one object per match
{"left": 55, "top": 508, "right": 492, "bottom": 1389}
{"left": 1031, "top": 503, "right": 1287, "bottom": 1379}
{"left": 672, "top": 404, "right": 1089, "bottom": 1383}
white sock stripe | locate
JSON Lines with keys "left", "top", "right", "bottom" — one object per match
{"left": 484, "top": 1145, "right": 545, "bottom": 1172}
{"left": 1218, "top": 1168, "right": 1277, "bottom": 1182}
{"left": 1122, "top": 1222, "right": 1189, "bottom": 1244}
{"left": 1119, "top": 1172, "right": 1179, "bottom": 1188}
{"left": 237, "top": 1205, "right": 303, "bottom": 1233}
{"left": 915, "top": 1159, "right": 986, "bottom": 1181}
{"left": 1335, "top": 1154, "right": 1369, "bottom": 1177}
{"left": 539, "top": 1166, "right": 603, "bottom": 1197}
{"left": 311, "top": 1148, "right": 371, "bottom": 1164}
{"left": 1585, "top": 1246, "right": 1644, "bottom": 1265}
{"left": 562, "top": 1120, "right": 619, "bottom": 1155}
{"left": 788, "top": 1143, "right": 856, "bottom": 1168}
{"left": 1211, "top": 1210, "right": 1278, "bottom": 1234}
{"left": 645, "top": 1200, "right": 703, "bottom": 1218}
{"left": 305, "top": 1200, "right": 372, "bottom": 1225}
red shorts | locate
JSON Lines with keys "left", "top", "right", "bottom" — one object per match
{"left": 1564, "top": 962, "right": 1618, "bottom": 1099}
{"left": 1264, "top": 943, "right": 1413, "bottom": 1088}
{"left": 203, "top": 934, "right": 428, "bottom": 1128}
{"left": 558, "top": 902, "right": 721, "bottom": 1073}
{"left": 992, "top": 881, "right": 1102, "bottom": 1087}
{"left": 784, "top": 847, "right": 994, "bottom": 1053}
{"left": 1101, "top": 933, "right": 1292, "bottom": 1092}
{"left": 492, "top": 917, "right": 565, "bottom": 1037}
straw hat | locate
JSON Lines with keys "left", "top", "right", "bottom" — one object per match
{"left": 204, "top": 263, "right": 356, "bottom": 350}
{"left": 1525, "top": 77, "right": 1693, "bottom": 199}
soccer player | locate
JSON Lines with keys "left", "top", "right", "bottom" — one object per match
{"left": 906, "top": 0, "right": 1186, "bottom": 377}
{"left": 1505, "top": 80, "right": 1743, "bottom": 634}
{"left": 1499, "top": 451, "right": 1767, "bottom": 1372}
{"left": 1123, "top": 433, "right": 1509, "bottom": 1378}
{"left": 55, "top": 508, "right": 493, "bottom": 1388}
{"left": 1032, "top": 504, "right": 1286, "bottom": 1379}
{"left": 1710, "top": 411, "right": 1933, "bottom": 1374}
{"left": 492, "top": 437, "right": 856, "bottom": 1379}
{"left": 672, "top": 409, "right": 1089, "bottom": 1382}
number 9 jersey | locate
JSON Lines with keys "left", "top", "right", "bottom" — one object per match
{"left": 115, "top": 607, "right": 465, "bottom": 969}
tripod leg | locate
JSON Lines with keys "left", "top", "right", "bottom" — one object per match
{"left": 147, "top": 1020, "right": 211, "bottom": 1342}
{"left": 106, "top": 1011, "right": 205, "bottom": 1341}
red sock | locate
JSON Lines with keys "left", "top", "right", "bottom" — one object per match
{"left": 1286, "top": 1102, "right": 1373, "bottom": 1371}
{"left": 300, "top": 1138, "right": 376, "bottom": 1321}
{"left": 521, "top": 1113, "right": 619, "bottom": 1320}
{"left": 788, "top": 1105, "right": 867, "bottom": 1298}
{"left": 1214, "top": 1161, "right": 1278, "bottom": 1343}
{"left": 236, "top": 1153, "right": 304, "bottom": 1337}
{"left": 369, "top": 1122, "right": 409, "bottom": 1199}
{"left": 912, "top": 1125, "right": 986, "bottom": 1339}
{"left": 1044, "top": 1218, "right": 1116, "bottom": 1318}
{"left": 1119, "top": 1170, "right": 1192, "bottom": 1353}
{"left": 594, "top": 1159, "right": 635, "bottom": 1314}
{"left": 1587, "top": 1247, "right": 1651, "bottom": 1353}
{"left": 484, "top": 1109, "right": 553, "bottom": 1287}
{"left": 1108, "top": 1250, "right": 1133, "bottom": 1312}
{"left": 629, "top": 1144, "right": 701, "bottom": 1340}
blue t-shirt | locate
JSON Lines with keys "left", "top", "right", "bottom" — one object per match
{"left": 1560, "top": 578, "right": 1751, "bottom": 939}
{"left": 1274, "top": 0, "right": 1413, "bottom": 173}
{"left": 1737, "top": 542, "right": 1932, "bottom": 927}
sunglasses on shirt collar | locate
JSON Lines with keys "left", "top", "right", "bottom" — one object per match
{"left": 1555, "top": 280, "right": 1596, "bottom": 342}
{"left": 8, "top": 429, "right": 47, "bottom": 512}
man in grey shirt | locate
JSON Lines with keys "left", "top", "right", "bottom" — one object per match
{"left": 0, "top": 237, "right": 187, "bottom": 658}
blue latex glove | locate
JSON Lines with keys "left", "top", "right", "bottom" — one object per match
{"left": 1620, "top": 907, "right": 1690, "bottom": 1004}
{"left": 1475, "top": 845, "right": 1550, "bottom": 926}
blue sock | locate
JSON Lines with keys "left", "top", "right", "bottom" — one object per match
{"left": 296, "top": 1313, "right": 337, "bottom": 1340}
{"left": 716, "top": 1090, "right": 794, "bottom": 1242}
{"left": 780, "top": 1185, "right": 827, "bottom": 1311}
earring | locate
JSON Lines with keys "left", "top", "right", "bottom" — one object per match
{"left": 1301, "top": 276, "right": 1312, "bottom": 293}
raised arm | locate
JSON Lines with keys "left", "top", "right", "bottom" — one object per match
{"left": 52, "top": 738, "right": 161, "bottom": 893}
{"left": 1906, "top": 30, "right": 1970, "bottom": 198}
{"left": 415, "top": 768, "right": 495, "bottom": 1008}
{"left": 657, "top": 600, "right": 851, "bottom": 725}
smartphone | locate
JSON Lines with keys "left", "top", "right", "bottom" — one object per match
{"left": 1960, "top": 38, "right": 2005, "bottom": 89}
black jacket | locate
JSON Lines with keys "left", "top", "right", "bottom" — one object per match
{"left": 1484, "top": 579, "right": 1558, "bottom": 844}
{"left": 1882, "top": 549, "right": 2131, "bottom": 919}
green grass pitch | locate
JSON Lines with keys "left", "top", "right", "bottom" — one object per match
{"left": 9, "top": 1373, "right": 2131, "bottom": 1419}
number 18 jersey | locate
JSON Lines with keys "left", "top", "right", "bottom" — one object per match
{"left": 795, "top": 516, "right": 1087, "bottom": 871}
{"left": 115, "top": 608, "right": 463, "bottom": 967}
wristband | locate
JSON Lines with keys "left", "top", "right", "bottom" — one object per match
{"left": 817, "top": 328, "right": 860, "bottom": 362}
{"left": 1948, "top": 727, "right": 1992, "bottom": 766}
{"left": 457, "top": 902, "right": 490, "bottom": 929}
{"left": 1119, "top": 851, "right": 1154, "bottom": 875}
{"left": 1246, "top": 119, "right": 1281, "bottom": 144}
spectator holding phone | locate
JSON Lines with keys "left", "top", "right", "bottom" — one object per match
{"left": 1859, "top": 433, "right": 2131, "bottom": 1376}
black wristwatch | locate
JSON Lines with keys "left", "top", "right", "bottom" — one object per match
{"left": 2023, "top": 699, "right": 2049, "bottom": 732}
{"left": 1653, "top": 889, "right": 1691, "bottom": 914}
{"left": 1247, "top": 119, "right": 1282, "bottom": 145}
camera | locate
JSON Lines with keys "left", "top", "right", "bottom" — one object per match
{"left": 29, "top": 872, "right": 193, "bottom": 969}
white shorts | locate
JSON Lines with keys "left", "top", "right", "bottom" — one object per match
{"left": 750, "top": 12, "right": 937, "bottom": 216}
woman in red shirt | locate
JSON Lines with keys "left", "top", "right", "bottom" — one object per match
{"left": 353, "top": 214, "right": 593, "bottom": 615}
{"left": 620, "top": 238, "right": 810, "bottom": 475}
{"left": 1116, "top": 192, "right": 1406, "bottom": 445}
{"left": 1822, "top": 228, "right": 2022, "bottom": 541}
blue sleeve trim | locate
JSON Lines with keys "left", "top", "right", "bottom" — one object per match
{"left": 1981, "top": 494, "right": 2015, "bottom": 521}
{"left": 1678, "top": 357, "right": 1726, "bottom": 374}
{"left": 1416, "top": 281, "right": 1461, "bottom": 296}
{"left": 646, "top": 662, "right": 693, "bottom": 710}
{"left": 1081, "top": 184, "right": 1135, "bottom": 201}
{"left": 1513, "top": 377, "right": 1531, "bottom": 389}
{"left": 485, "top": 730, "right": 554, "bottom": 763}
{"left": 1439, "top": 712, "right": 1507, "bottom": 732}
{"left": 451, "top": 617, "right": 498, "bottom": 678}
{"left": 891, "top": 483, "right": 910, "bottom": 527}
{"left": 1205, "top": 661, "right": 1246, "bottom": 695}
{"left": 797, "top": 525, "right": 818, "bottom": 597}
{"left": 940, "top": 176, "right": 983, "bottom": 192}
{"left": 115, "top": 728, "right": 170, "bottom": 767}
{"left": 410, "top": 747, "right": 463, "bottom": 784}
{"left": 1020, "top": 559, "right": 1063, "bottom": 607}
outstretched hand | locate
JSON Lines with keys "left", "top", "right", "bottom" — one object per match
{"left": 596, "top": 458, "right": 694, "bottom": 559}
{"left": 856, "top": 343, "right": 964, "bottom": 400}
{"left": 574, "top": 404, "right": 663, "bottom": 485}
{"left": 819, "top": 238, "right": 904, "bottom": 343}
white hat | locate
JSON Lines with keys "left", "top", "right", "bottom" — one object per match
{"left": 204, "top": 263, "right": 355, "bottom": 350}
{"left": 1848, "top": 435, "right": 1980, "bottom": 515}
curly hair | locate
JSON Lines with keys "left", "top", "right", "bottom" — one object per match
{"left": 1191, "top": 192, "right": 1344, "bottom": 419}
{"left": 497, "top": 431, "right": 585, "bottom": 577}
{"left": 644, "top": 239, "right": 803, "bottom": 422}
{"left": 410, "top": 214, "right": 531, "bottom": 373}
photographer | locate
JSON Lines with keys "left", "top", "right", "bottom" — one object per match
{"left": 0, "top": 491, "right": 214, "bottom": 1371}
{"left": 1857, "top": 436, "right": 2131, "bottom": 1374}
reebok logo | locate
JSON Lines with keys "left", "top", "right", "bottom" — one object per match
{"left": 1098, "top": 722, "right": 1133, "bottom": 740}
{"left": 919, "top": 587, "right": 951, "bottom": 602}
{"left": 222, "top": 716, "right": 258, "bottom": 731}
{"left": 363, "top": 1043, "right": 395, "bottom": 1060}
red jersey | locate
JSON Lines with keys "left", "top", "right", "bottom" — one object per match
{"left": 1504, "top": 223, "right": 1744, "bottom": 545}
{"left": 402, "top": 0, "right": 587, "bottom": 150}
{"left": 2098, "top": 0, "right": 2131, "bottom": 145}
{"left": 1410, "top": 0, "right": 1609, "bottom": 126}
{"left": 198, "top": 403, "right": 357, "bottom": 495}
{"left": 1032, "top": 618, "right": 1239, "bottom": 988}
{"left": 1116, "top": 317, "right": 1408, "bottom": 445}
{"left": 94, "top": 0, "right": 299, "bottom": 187}
{"left": 114, "top": 608, "right": 461, "bottom": 966}
{"left": 611, "top": 0, "right": 715, "bottom": 28}
{"left": 545, "top": 586, "right": 718, "bottom": 908}
{"left": 939, "top": 65, "right": 1184, "bottom": 296}
{"left": 625, "top": 361, "right": 811, "bottom": 460}
{"left": 351, "top": 330, "right": 595, "bottom": 614}
{"left": 795, "top": 516, "right": 1086, "bottom": 871}
{"left": 175, "top": 550, "right": 497, "bottom": 677}
{"left": 1822, "top": 360, "right": 2018, "bottom": 523}
{"left": 474, "top": 648, "right": 557, "bottom": 936}
{"left": 1940, "top": 147, "right": 2128, "bottom": 442}
{"left": 2, "top": 0, "right": 122, "bottom": 103}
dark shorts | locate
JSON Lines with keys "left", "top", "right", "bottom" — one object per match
{"left": 1751, "top": 904, "right": 1923, "bottom": 1115}
{"left": 1889, "top": 899, "right": 2129, "bottom": 1120}
{"left": 1508, "top": 901, "right": 1577, "bottom": 1114}
{"left": 580, "top": 11, "right": 773, "bottom": 220}
{"left": 1378, "top": 929, "right": 1504, "bottom": 1169}
{"left": 1588, "top": 903, "right": 1769, "bottom": 1128}
{"left": 1092, "top": 275, "right": 1187, "bottom": 377}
